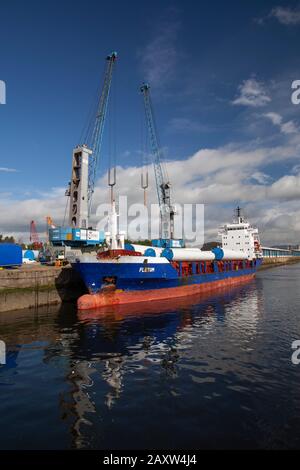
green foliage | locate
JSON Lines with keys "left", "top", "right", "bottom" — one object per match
{"left": 0, "top": 234, "right": 16, "bottom": 244}
{"left": 125, "top": 239, "right": 152, "bottom": 246}
{"left": 27, "top": 243, "right": 36, "bottom": 250}
{"left": 202, "top": 241, "right": 219, "bottom": 250}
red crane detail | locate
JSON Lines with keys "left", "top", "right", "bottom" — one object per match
{"left": 30, "top": 220, "right": 43, "bottom": 250}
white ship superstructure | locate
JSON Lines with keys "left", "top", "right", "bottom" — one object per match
{"left": 219, "top": 207, "right": 263, "bottom": 260}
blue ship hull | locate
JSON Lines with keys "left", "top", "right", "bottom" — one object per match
{"left": 73, "top": 258, "right": 263, "bottom": 294}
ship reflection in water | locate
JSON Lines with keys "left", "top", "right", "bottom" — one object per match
{"left": 1, "top": 265, "right": 300, "bottom": 449}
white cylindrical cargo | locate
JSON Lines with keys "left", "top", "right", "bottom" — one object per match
{"left": 132, "top": 245, "right": 200, "bottom": 255}
{"left": 131, "top": 244, "right": 163, "bottom": 256}
{"left": 220, "top": 249, "right": 248, "bottom": 260}
{"left": 162, "top": 248, "right": 215, "bottom": 261}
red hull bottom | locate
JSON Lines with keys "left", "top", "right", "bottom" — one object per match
{"left": 77, "top": 273, "right": 256, "bottom": 310}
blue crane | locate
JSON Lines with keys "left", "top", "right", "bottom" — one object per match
{"left": 87, "top": 51, "right": 117, "bottom": 211}
{"left": 140, "top": 83, "right": 175, "bottom": 241}
{"left": 49, "top": 52, "right": 117, "bottom": 249}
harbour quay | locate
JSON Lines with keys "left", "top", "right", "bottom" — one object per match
{"left": 0, "top": 264, "right": 86, "bottom": 313}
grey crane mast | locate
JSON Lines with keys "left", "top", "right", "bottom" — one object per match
{"left": 140, "top": 83, "right": 175, "bottom": 241}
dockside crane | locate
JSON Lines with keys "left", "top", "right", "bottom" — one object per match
{"left": 140, "top": 83, "right": 176, "bottom": 242}
{"left": 30, "top": 220, "right": 43, "bottom": 250}
{"left": 50, "top": 52, "right": 117, "bottom": 249}
{"left": 87, "top": 51, "right": 117, "bottom": 209}
{"left": 66, "top": 52, "right": 117, "bottom": 229}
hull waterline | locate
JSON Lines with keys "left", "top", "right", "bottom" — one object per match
{"left": 77, "top": 272, "right": 256, "bottom": 310}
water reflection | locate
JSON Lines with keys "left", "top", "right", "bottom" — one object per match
{"left": 61, "top": 360, "right": 97, "bottom": 449}
{"left": 50, "top": 282, "right": 262, "bottom": 447}
{"left": 0, "top": 277, "right": 277, "bottom": 449}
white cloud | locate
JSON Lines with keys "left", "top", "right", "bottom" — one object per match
{"left": 0, "top": 167, "right": 17, "bottom": 172}
{"left": 263, "top": 112, "right": 298, "bottom": 134}
{"left": 250, "top": 171, "right": 272, "bottom": 185}
{"left": 2, "top": 134, "right": 300, "bottom": 245}
{"left": 251, "top": 200, "right": 300, "bottom": 245}
{"left": 281, "top": 120, "right": 298, "bottom": 134}
{"left": 232, "top": 79, "right": 271, "bottom": 107}
{"left": 292, "top": 164, "right": 300, "bottom": 174}
{"left": 270, "top": 6, "right": 300, "bottom": 25}
{"left": 138, "top": 14, "right": 180, "bottom": 88}
{"left": 263, "top": 112, "right": 282, "bottom": 126}
{"left": 168, "top": 117, "right": 208, "bottom": 133}
{"left": 267, "top": 174, "right": 300, "bottom": 200}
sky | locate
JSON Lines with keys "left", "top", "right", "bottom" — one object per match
{"left": 0, "top": 0, "right": 300, "bottom": 245}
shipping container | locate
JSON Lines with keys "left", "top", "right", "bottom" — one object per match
{"left": 0, "top": 244, "right": 22, "bottom": 267}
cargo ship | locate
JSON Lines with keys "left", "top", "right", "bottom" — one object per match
{"left": 70, "top": 206, "right": 263, "bottom": 310}
{"left": 60, "top": 54, "right": 263, "bottom": 310}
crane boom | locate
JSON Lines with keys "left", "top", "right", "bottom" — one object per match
{"left": 66, "top": 52, "right": 117, "bottom": 229}
{"left": 30, "top": 220, "right": 43, "bottom": 249}
{"left": 49, "top": 53, "right": 117, "bottom": 247}
{"left": 140, "top": 83, "right": 174, "bottom": 240}
{"left": 88, "top": 52, "right": 117, "bottom": 208}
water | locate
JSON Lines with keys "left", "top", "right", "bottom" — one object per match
{"left": 0, "top": 264, "right": 300, "bottom": 450}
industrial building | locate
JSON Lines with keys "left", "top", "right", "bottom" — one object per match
{"left": 262, "top": 246, "right": 300, "bottom": 258}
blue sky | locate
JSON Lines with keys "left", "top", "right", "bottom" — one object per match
{"left": 1, "top": 0, "right": 300, "bottom": 244}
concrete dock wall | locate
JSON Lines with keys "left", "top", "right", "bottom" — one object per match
{"left": 0, "top": 265, "right": 86, "bottom": 313}
{"left": 259, "top": 257, "right": 300, "bottom": 270}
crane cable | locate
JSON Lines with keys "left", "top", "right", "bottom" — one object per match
{"left": 147, "top": 91, "right": 169, "bottom": 184}
{"left": 140, "top": 96, "right": 149, "bottom": 206}
{"left": 108, "top": 62, "right": 117, "bottom": 206}
{"left": 87, "top": 54, "right": 117, "bottom": 213}
{"left": 62, "top": 193, "right": 69, "bottom": 227}
{"left": 79, "top": 62, "right": 106, "bottom": 147}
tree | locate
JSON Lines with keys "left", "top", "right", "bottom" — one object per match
{"left": 202, "top": 241, "right": 219, "bottom": 250}
{"left": 125, "top": 239, "right": 152, "bottom": 246}
{"left": 0, "top": 234, "right": 16, "bottom": 244}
